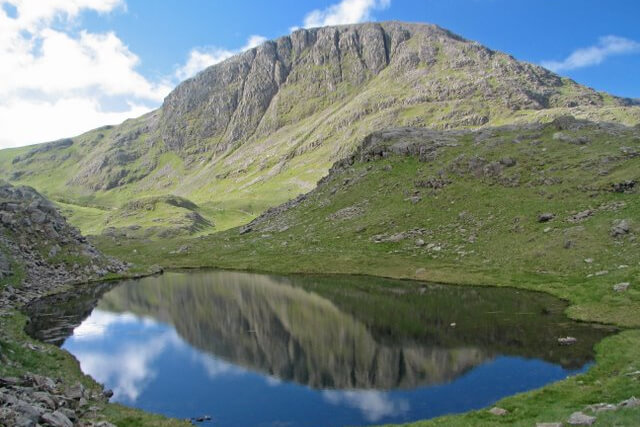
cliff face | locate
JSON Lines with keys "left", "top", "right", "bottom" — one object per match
{"left": 158, "top": 21, "right": 608, "bottom": 155}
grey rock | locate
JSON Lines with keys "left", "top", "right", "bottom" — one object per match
{"left": 488, "top": 406, "right": 508, "bottom": 416}
{"left": 611, "top": 180, "right": 635, "bottom": 193}
{"left": 40, "top": 410, "right": 73, "bottom": 427}
{"left": 48, "top": 244, "right": 61, "bottom": 258}
{"left": 538, "top": 213, "right": 555, "bottom": 223}
{"left": 57, "top": 407, "right": 77, "bottom": 422}
{"left": 500, "top": 157, "right": 517, "bottom": 167}
{"left": 0, "top": 376, "right": 22, "bottom": 386}
{"left": 415, "top": 238, "right": 425, "bottom": 247}
{"left": 0, "top": 390, "right": 19, "bottom": 405}
{"left": 65, "top": 382, "right": 84, "bottom": 400}
{"left": 32, "top": 391, "right": 56, "bottom": 410}
{"left": 567, "top": 411, "right": 596, "bottom": 425}
{"left": 558, "top": 336, "right": 577, "bottom": 346}
{"left": 14, "top": 415, "right": 37, "bottom": 427}
{"left": 14, "top": 400, "right": 45, "bottom": 421}
{"left": 585, "top": 402, "right": 617, "bottom": 413}
{"left": 613, "top": 282, "right": 630, "bottom": 292}
{"left": 611, "top": 219, "right": 630, "bottom": 237}
{"left": 568, "top": 210, "right": 593, "bottom": 223}
{"left": 536, "top": 423, "right": 563, "bottom": 427}
{"left": 618, "top": 396, "right": 640, "bottom": 408}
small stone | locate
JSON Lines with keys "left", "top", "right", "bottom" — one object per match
{"left": 613, "top": 282, "right": 630, "bottom": 292}
{"left": 584, "top": 258, "right": 593, "bottom": 263}
{"left": 594, "top": 270, "right": 608, "bottom": 276}
{"left": 415, "top": 238, "right": 425, "bottom": 247}
{"left": 567, "top": 411, "right": 596, "bottom": 425}
{"left": 488, "top": 407, "right": 508, "bottom": 416}
{"left": 48, "top": 244, "right": 61, "bottom": 258}
{"left": 543, "top": 227, "right": 552, "bottom": 233}
{"left": 538, "top": 213, "right": 555, "bottom": 223}
{"left": 558, "top": 336, "right": 578, "bottom": 346}
{"left": 536, "top": 423, "right": 563, "bottom": 427}
{"left": 103, "top": 388, "right": 114, "bottom": 398}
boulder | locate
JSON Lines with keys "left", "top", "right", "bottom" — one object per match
{"left": 488, "top": 407, "right": 508, "bottom": 416}
{"left": 40, "top": 411, "right": 73, "bottom": 427}
{"left": 618, "top": 396, "right": 640, "bottom": 408}
{"left": 567, "top": 411, "right": 596, "bottom": 425}
{"left": 613, "top": 282, "right": 630, "bottom": 292}
{"left": 611, "top": 219, "right": 630, "bottom": 237}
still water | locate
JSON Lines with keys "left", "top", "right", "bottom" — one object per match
{"left": 27, "top": 271, "right": 614, "bottom": 426}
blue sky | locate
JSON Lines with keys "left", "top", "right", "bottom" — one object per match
{"left": 1, "top": 0, "right": 639, "bottom": 148}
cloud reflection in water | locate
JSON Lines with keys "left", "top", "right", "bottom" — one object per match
{"left": 323, "top": 389, "right": 410, "bottom": 422}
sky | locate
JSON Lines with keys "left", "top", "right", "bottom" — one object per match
{"left": 1, "top": 0, "right": 639, "bottom": 149}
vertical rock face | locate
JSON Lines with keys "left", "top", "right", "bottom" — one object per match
{"left": 157, "top": 21, "right": 608, "bottom": 155}
{"left": 159, "top": 22, "right": 403, "bottom": 152}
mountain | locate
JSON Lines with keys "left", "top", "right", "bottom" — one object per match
{"left": 1, "top": 22, "right": 639, "bottom": 237}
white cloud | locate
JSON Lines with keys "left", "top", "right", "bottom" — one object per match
{"left": 542, "top": 35, "right": 640, "bottom": 72}
{"left": 323, "top": 389, "right": 409, "bottom": 422}
{"left": 0, "top": 0, "right": 170, "bottom": 149}
{"left": 302, "top": 0, "right": 391, "bottom": 28}
{"left": 175, "top": 34, "right": 267, "bottom": 80}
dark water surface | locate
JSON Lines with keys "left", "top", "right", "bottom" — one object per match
{"left": 27, "top": 271, "right": 614, "bottom": 426}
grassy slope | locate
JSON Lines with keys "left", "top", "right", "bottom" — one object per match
{"left": 94, "top": 121, "right": 640, "bottom": 425}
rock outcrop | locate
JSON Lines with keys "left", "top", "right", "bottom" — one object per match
{"left": 0, "top": 183, "right": 126, "bottom": 310}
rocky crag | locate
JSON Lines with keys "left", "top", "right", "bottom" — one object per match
{"left": 0, "top": 182, "right": 126, "bottom": 309}
{"left": 0, "top": 182, "right": 128, "bottom": 426}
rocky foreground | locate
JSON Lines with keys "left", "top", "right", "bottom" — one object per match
{"left": 0, "top": 182, "right": 128, "bottom": 426}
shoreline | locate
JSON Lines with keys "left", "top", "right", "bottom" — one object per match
{"left": 3, "top": 258, "right": 639, "bottom": 426}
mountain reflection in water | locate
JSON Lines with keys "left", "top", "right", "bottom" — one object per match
{"left": 27, "top": 271, "right": 614, "bottom": 426}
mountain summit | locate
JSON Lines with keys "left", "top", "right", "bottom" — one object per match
{"left": 1, "top": 21, "right": 639, "bottom": 236}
